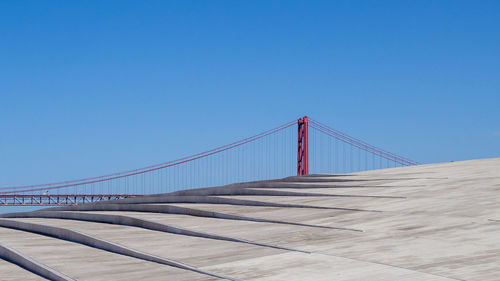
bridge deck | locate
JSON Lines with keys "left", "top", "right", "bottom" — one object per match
{"left": 0, "top": 194, "right": 140, "bottom": 206}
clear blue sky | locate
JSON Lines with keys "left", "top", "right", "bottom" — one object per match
{"left": 1, "top": 0, "right": 499, "bottom": 187}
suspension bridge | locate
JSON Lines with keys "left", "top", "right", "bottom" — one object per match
{"left": 0, "top": 116, "right": 418, "bottom": 206}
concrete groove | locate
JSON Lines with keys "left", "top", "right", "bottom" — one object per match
{"left": 0, "top": 243, "right": 74, "bottom": 281}
{"left": 277, "top": 176, "right": 438, "bottom": 182}
{"left": 49, "top": 203, "right": 363, "bottom": 232}
{"left": 1, "top": 211, "right": 309, "bottom": 253}
{"left": 244, "top": 185, "right": 393, "bottom": 189}
{"left": 0, "top": 219, "right": 240, "bottom": 281}
{"left": 171, "top": 187, "right": 406, "bottom": 199}
{"left": 88, "top": 195, "right": 380, "bottom": 212}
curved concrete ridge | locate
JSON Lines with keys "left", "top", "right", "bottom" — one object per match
{"left": 277, "top": 176, "right": 387, "bottom": 183}
{"left": 281, "top": 175, "right": 439, "bottom": 182}
{"left": 220, "top": 180, "right": 390, "bottom": 188}
{"left": 123, "top": 179, "right": 405, "bottom": 198}
{"left": 0, "top": 243, "right": 74, "bottom": 281}
{"left": 171, "top": 186, "right": 406, "bottom": 199}
{"left": 0, "top": 219, "right": 241, "bottom": 281}
{"left": 280, "top": 177, "right": 360, "bottom": 182}
{"left": 87, "top": 195, "right": 381, "bottom": 212}
{"left": 244, "top": 184, "right": 392, "bottom": 189}
{"left": 1, "top": 211, "right": 309, "bottom": 254}
{"left": 48, "top": 203, "right": 364, "bottom": 232}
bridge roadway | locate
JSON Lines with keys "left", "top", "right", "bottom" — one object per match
{"left": 0, "top": 157, "right": 499, "bottom": 280}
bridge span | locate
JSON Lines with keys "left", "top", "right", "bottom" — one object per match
{"left": 0, "top": 116, "right": 418, "bottom": 206}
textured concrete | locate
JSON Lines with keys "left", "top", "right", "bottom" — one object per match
{"left": 0, "top": 243, "right": 73, "bottom": 281}
{"left": 0, "top": 157, "right": 499, "bottom": 280}
{"left": 1, "top": 211, "right": 305, "bottom": 253}
{"left": 0, "top": 254, "right": 47, "bottom": 281}
{"left": 0, "top": 227, "right": 217, "bottom": 281}
{"left": 0, "top": 218, "right": 238, "bottom": 280}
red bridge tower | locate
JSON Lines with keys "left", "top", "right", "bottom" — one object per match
{"left": 297, "top": 116, "right": 309, "bottom": 176}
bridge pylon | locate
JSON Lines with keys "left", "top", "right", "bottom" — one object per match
{"left": 297, "top": 116, "right": 309, "bottom": 176}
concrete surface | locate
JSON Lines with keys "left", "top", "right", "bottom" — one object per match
{"left": 0, "top": 243, "right": 73, "bottom": 281}
{"left": 0, "top": 258, "right": 46, "bottom": 281}
{"left": 0, "top": 157, "right": 499, "bottom": 280}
